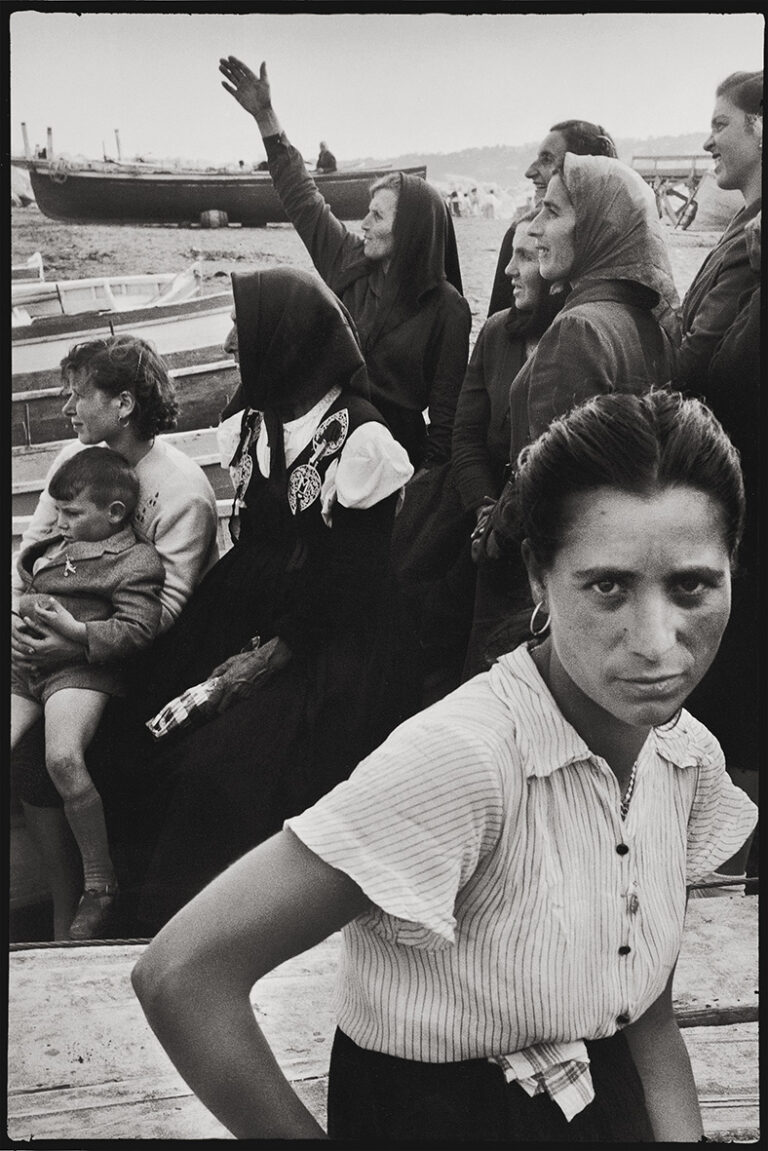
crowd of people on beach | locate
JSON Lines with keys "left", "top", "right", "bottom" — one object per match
{"left": 11, "top": 57, "right": 761, "bottom": 1142}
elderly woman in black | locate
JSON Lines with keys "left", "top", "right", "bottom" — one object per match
{"left": 219, "top": 56, "right": 471, "bottom": 471}
{"left": 110, "top": 267, "right": 412, "bottom": 932}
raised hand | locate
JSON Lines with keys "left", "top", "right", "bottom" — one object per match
{"left": 219, "top": 56, "right": 272, "bottom": 118}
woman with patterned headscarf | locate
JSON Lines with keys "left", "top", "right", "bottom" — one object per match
{"left": 470, "top": 153, "right": 679, "bottom": 675}
{"left": 109, "top": 267, "right": 412, "bottom": 932}
{"left": 219, "top": 55, "right": 471, "bottom": 470}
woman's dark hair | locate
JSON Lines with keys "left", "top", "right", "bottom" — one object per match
{"left": 49, "top": 446, "right": 139, "bottom": 517}
{"left": 502, "top": 390, "right": 745, "bottom": 568}
{"left": 550, "top": 119, "right": 618, "bottom": 159}
{"left": 716, "top": 71, "right": 763, "bottom": 119}
{"left": 505, "top": 210, "right": 566, "bottom": 339}
{"left": 60, "top": 334, "right": 178, "bottom": 440}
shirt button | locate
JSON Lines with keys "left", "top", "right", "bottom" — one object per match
{"left": 616, "top": 1013, "right": 630, "bottom": 1025}
{"left": 618, "top": 945, "right": 631, "bottom": 955}
{"left": 616, "top": 843, "right": 629, "bottom": 855}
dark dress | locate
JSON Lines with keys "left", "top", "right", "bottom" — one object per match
{"left": 109, "top": 392, "right": 402, "bottom": 932}
{"left": 683, "top": 272, "right": 760, "bottom": 871}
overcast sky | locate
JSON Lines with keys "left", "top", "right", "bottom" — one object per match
{"left": 9, "top": 10, "right": 764, "bottom": 164}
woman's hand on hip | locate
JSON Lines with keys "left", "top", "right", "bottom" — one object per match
{"left": 219, "top": 57, "right": 273, "bottom": 118}
{"left": 208, "top": 636, "right": 292, "bottom": 714}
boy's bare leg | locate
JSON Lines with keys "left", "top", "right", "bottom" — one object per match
{"left": 11, "top": 693, "right": 43, "bottom": 750}
{"left": 21, "top": 803, "right": 83, "bottom": 941}
{"left": 44, "top": 690, "right": 118, "bottom": 937}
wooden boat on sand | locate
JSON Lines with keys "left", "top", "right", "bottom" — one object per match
{"left": 12, "top": 264, "right": 203, "bottom": 321}
{"left": 11, "top": 153, "right": 427, "bottom": 227}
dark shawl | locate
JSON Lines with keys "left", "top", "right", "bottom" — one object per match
{"left": 332, "top": 172, "right": 463, "bottom": 353}
{"left": 226, "top": 267, "right": 370, "bottom": 494}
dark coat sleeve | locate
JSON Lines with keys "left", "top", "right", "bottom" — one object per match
{"left": 451, "top": 319, "right": 517, "bottom": 512}
{"left": 265, "top": 134, "right": 363, "bottom": 285}
{"left": 421, "top": 290, "right": 472, "bottom": 467}
{"left": 674, "top": 231, "right": 760, "bottom": 388}
{"left": 525, "top": 313, "right": 617, "bottom": 441}
{"left": 85, "top": 546, "right": 165, "bottom": 664}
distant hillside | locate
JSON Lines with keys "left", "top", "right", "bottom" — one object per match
{"left": 351, "top": 132, "right": 742, "bottom": 227}
{"left": 354, "top": 132, "right": 711, "bottom": 194}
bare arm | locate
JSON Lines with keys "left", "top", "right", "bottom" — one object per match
{"left": 623, "top": 967, "right": 703, "bottom": 1142}
{"left": 132, "top": 828, "right": 370, "bottom": 1139}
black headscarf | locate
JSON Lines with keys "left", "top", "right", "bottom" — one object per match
{"left": 332, "top": 172, "right": 464, "bottom": 352}
{"left": 226, "top": 267, "right": 370, "bottom": 495}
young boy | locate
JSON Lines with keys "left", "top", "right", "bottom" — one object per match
{"left": 11, "top": 448, "right": 165, "bottom": 940}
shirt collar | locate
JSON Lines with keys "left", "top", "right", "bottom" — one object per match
{"left": 57, "top": 526, "right": 137, "bottom": 561}
{"left": 489, "top": 644, "right": 703, "bottom": 778}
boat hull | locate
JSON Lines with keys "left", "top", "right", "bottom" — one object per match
{"left": 12, "top": 270, "right": 196, "bottom": 319}
{"left": 12, "top": 292, "right": 234, "bottom": 375}
{"left": 23, "top": 163, "right": 427, "bottom": 226}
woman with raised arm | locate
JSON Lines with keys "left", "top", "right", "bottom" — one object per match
{"left": 133, "top": 389, "right": 756, "bottom": 1142}
{"left": 673, "top": 70, "right": 762, "bottom": 387}
{"left": 218, "top": 55, "right": 471, "bottom": 470}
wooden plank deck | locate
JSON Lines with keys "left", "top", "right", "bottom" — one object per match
{"left": 7, "top": 894, "right": 758, "bottom": 1141}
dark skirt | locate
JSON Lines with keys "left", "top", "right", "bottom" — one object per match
{"left": 327, "top": 1028, "right": 654, "bottom": 1143}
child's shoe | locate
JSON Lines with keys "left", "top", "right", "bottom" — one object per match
{"left": 69, "top": 884, "right": 119, "bottom": 940}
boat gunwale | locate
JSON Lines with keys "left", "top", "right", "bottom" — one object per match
{"left": 12, "top": 292, "right": 234, "bottom": 346}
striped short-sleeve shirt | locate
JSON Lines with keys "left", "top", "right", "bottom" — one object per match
{"left": 287, "top": 643, "right": 757, "bottom": 1064}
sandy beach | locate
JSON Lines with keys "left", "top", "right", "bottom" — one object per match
{"left": 12, "top": 203, "right": 719, "bottom": 348}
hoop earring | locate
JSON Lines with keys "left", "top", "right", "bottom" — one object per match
{"left": 118, "top": 412, "right": 131, "bottom": 429}
{"left": 529, "top": 601, "right": 550, "bottom": 637}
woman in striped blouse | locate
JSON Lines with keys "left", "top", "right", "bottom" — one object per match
{"left": 132, "top": 390, "right": 756, "bottom": 1143}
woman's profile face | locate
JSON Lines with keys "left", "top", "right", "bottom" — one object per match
{"left": 61, "top": 368, "right": 126, "bottom": 445}
{"left": 704, "top": 94, "right": 762, "bottom": 193}
{"left": 527, "top": 485, "right": 732, "bottom": 734}
{"left": 223, "top": 308, "right": 239, "bottom": 362}
{"left": 361, "top": 188, "right": 398, "bottom": 263}
{"left": 504, "top": 221, "right": 544, "bottom": 312}
{"left": 524, "top": 130, "right": 569, "bottom": 203}
{"left": 529, "top": 175, "right": 577, "bottom": 282}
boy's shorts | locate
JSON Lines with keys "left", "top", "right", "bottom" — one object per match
{"left": 11, "top": 661, "right": 125, "bottom": 707}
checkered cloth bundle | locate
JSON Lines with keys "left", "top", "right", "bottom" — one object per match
{"left": 145, "top": 677, "right": 222, "bottom": 740}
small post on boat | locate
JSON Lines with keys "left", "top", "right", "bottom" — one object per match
{"left": 115, "top": 129, "right": 122, "bottom": 161}
{"left": 46, "top": 126, "right": 54, "bottom": 160}
{"left": 21, "top": 122, "right": 31, "bottom": 160}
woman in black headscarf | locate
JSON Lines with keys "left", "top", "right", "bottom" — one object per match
{"left": 108, "top": 267, "right": 412, "bottom": 933}
{"left": 219, "top": 55, "right": 471, "bottom": 470}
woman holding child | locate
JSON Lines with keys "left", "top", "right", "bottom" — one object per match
{"left": 133, "top": 389, "right": 757, "bottom": 1142}
{"left": 11, "top": 449, "right": 165, "bottom": 940}
{"left": 11, "top": 335, "right": 219, "bottom": 939}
